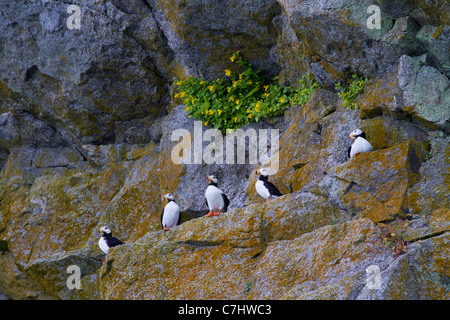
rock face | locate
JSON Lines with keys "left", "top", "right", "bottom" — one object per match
{"left": 0, "top": 0, "right": 449, "bottom": 300}
{"left": 146, "top": 0, "right": 282, "bottom": 80}
{"left": 99, "top": 206, "right": 449, "bottom": 300}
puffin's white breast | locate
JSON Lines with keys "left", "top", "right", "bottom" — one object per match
{"left": 98, "top": 237, "right": 109, "bottom": 254}
{"left": 205, "top": 185, "right": 225, "bottom": 211}
{"left": 162, "top": 201, "right": 180, "bottom": 229}
{"left": 255, "top": 180, "right": 270, "bottom": 199}
{"left": 350, "top": 137, "right": 373, "bottom": 158}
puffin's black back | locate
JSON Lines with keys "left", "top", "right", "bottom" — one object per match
{"left": 104, "top": 233, "right": 124, "bottom": 247}
{"left": 260, "top": 175, "right": 283, "bottom": 196}
{"left": 222, "top": 193, "right": 230, "bottom": 212}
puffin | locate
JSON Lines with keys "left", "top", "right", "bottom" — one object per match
{"left": 255, "top": 168, "right": 282, "bottom": 202}
{"left": 205, "top": 175, "right": 229, "bottom": 217}
{"left": 98, "top": 226, "right": 124, "bottom": 258}
{"left": 161, "top": 193, "right": 181, "bottom": 231}
{"left": 348, "top": 128, "right": 373, "bottom": 159}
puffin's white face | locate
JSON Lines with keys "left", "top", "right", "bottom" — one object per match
{"left": 99, "top": 226, "right": 111, "bottom": 235}
{"left": 163, "top": 193, "right": 174, "bottom": 201}
{"left": 255, "top": 168, "right": 269, "bottom": 176}
{"left": 349, "top": 129, "right": 363, "bottom": 139}
{"left": 207, "top": 175, "right": 218, "bottom": 184}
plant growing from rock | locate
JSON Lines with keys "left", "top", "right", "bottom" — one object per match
{"left": 289, "top": 73, "right": 321, "bottom": 107}
{"left": 335, "top": 74, "right": 367, "bottom": 110}
{"left": 174, "top": 51, "right": 320, "bottom": 132}
{"left": 377, "top": 222, "right": 408, "bottom": 256}
{"left": 243, "top": 279, "right": 255, "bottom": 294}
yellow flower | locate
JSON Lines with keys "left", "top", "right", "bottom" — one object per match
{"left": 205, "top": 120, "right": 209, "bottom": 126}
{"left": 185, "top": 106, "right": 190, "bottom": 112}
{"left": 239, "top": 73, "right": 244, "bottom": 80}
{"left": 200, "top": 80, "right": 206, "bottom": 85}
{"left": 247, "top": 80, "right": 252, "bottom": 85}
{"left": 175, "top": 81, "right": 182, "bottom": 86}
{"left": 255, "top": 102, "right": 261, "bottom": 112}
{"left": 359, "top": 81, "right": 363, "bottom": 87}
{"left": 230, "top": 56, "right": 235, "bottom": 62}
{"left": 235, "top": 99, "right": 240, "bottom": 105}
{"left": 233, "top": 117, "right": 238, "bottom": 122}
{"left": 208, "top": 85, "right": 215, "bottom": 92}
{"left": 263, "top": 85, "right": 269, "bottom": 91}
{"left": 229, "top": 96, "right": 234, "bottom": 102}
{"left": 174, "top": 92, "right": 181, "bottom": 98}
{"left": 263, "top": 93, "right": 270, "bottom": 99}
{"left": 279, "top": 97, "right": 285, "bottom": 103}
{"left": 342, "top": 92, "right": 347, "bottom": 97}
{"left": 248, "top": 114, "right": 252, "bottom": 119}
{"left": 246, "top": 108, "right": 251, "bottom": 113}
{"left": 225, "top": 69, "right": 232, "bottom": 76}
{"left": 217, "top": 109, "right": 222, "bottom": 116}
{"left": 179, "top": 92, "right": 186, "bottom": 98}
{"left": 227, "top": 87, "right": 232, "bottom": 93}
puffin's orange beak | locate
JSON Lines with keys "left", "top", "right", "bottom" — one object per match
{"left": 207, "top": 176, "right": 211, "bottom": 183}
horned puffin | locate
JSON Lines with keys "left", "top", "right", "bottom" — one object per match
{"left": 98, "top": 226, "right": 124, "bottom": 256}
{"left": 161, "top": 193, "right": 181, "bottom": 231}
{"left": 205, "top": 175, "right": 229, "bottom": 217}
{"left": 348, "top": 128, "right": 373, "bottom": 159}
{"left": 255, "top": 168, "right": 282, "bottom": 202}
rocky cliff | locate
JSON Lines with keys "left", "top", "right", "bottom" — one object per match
{"left": 0, "top": 0, "right": 449, "bottom": 300}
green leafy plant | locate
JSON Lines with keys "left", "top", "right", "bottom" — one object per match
{"left": 377, "top": 223, "right": 408, "bottom": 256}
{"left": 290, "top": 73, "right": 321, "bottom": 106}
{"left": 423, "top": 150, "right": 433, "bottom": 162}
{"left": 243, "top": 279, "right": 255, "bottom": 294}
{"left": 335, "top": 74, "right": 367, "bottom": 110}
{"left": 174, "top": 51, "right": 320, "bottom": 133}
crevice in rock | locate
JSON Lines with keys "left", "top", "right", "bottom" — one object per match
{"left": 181, "top": 239, "right": 225, "bottom": 248}
{"left": 343, "top": 181, "right": 357, "bottom": 195}
{"left": 407, "top": 229, "right": 448, "bottom": 244}
{"left": 0, "top": 240, "right": 9, "bottom": 252}
{"left": 100, "top": 259, "right": 114, "bottom": 280}
{"left": 141, "top": 0, "right": 173, "bottom": 57}
{"left": 24, "top": 65, "right": 38, "bottom": 82}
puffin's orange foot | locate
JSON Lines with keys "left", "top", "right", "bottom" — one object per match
{"left": 206, "top": 211, "right": 213, "bottom": 217}
{"left": 213, "top": 209, "right": 221, "bottom": 216}
{"left": 163, "top": 226, "right": 169, "bottom": 231}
